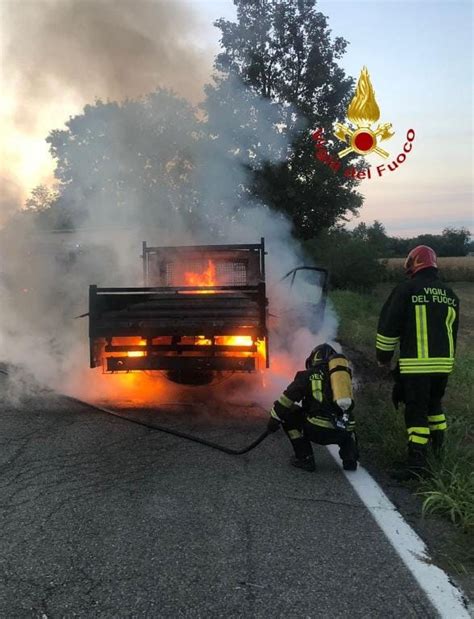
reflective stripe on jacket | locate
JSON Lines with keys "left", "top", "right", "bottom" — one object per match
{"left": 270, "top": 362, "right": 354, "bottom": 431}
{"left": 376, "top": 268, "right": 459, "bottom": 374}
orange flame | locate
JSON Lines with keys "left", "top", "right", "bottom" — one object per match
{"left": 220, "top": 336, "right": 253, "bottom": 346}
{"left": 184, "top": 260, "right": 217, "bottom": 289}
{"left": 195, "top": 334, "right": 266, "bottom": 367}
{"left": 127, "top": 339, "right": 147, "bottom": 357}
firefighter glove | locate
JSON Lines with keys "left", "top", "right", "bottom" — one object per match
{"left": 267, "top": 417, "right": 281, "bottom": 433}
{"left": 391, "top": 367, "right": 404, "bottom": 410}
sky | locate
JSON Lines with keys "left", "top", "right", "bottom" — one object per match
{"left": 1, "top": 0, "right": 472, "bottom": 237}
{"left": 312, "top": 0, "right": 474, "bottom": 236}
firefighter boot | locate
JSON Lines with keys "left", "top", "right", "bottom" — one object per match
{"left": 339, "top": 433, "right": 359, "bottom": 471}
{"left": 391, "top": 444, "right": 429, "bottom": 482}
{"left": 285, "top": 430, "right": 315, "bottom": 472}
{"left": 290, "top": 454, "right": 316, "bottom": 472}
{"left": 431, "top": 431, "right": 445, "bottom": 460}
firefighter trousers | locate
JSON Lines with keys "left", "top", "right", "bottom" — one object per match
{"left": 400, "top": 374, "right": 448, "bottom": 454}
{"left": 282, "top": 407, "right": 358, "bottom": 463}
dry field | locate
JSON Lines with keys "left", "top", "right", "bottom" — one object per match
{"left": 385, "top": 256, "right": 474, "bottom": 282}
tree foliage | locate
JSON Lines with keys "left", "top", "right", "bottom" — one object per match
{"left": 304, "top": 226, "right": 386, "bottom": 292}
{"left": 208, "top": 0, "right": 363, "bottom": 238}
{"left": 46, "top": 90, "right": 200, "bottom": 230}
{"left": 345, "top": 222, "right": 471, "bottom": 259}
{"left": 386, "top": 227, "right": 472, "bottom": 258}
{"left": 30, "top": 1, "right": 363, "bottom": 238}
{"left": 352, "top": 220, "right": 389, "bottom": 257}
{"left": 25, "top": 184, "right": 59, "bottom": 212}
{"left": 304, "top": 223, "right": 472, "bottom": 291}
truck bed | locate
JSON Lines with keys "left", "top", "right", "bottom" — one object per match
{"left": 89, "top": 286, "right": 265, "bottom": 338}
{"left": 88, "top": 240, "right": 268, "bottom": 375}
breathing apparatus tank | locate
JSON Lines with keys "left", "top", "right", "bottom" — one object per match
{"left": 328, "top": 355, "right": 353, "bottom": 411}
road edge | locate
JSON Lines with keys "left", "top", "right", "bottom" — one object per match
{"left": 327, "top": 445, "right": 472, "bottom": 618}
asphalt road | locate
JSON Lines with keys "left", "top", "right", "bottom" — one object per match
{"left": 0, "top": 374, "right": 437, "bottom": 618}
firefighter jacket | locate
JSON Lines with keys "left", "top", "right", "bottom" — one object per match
{"left": 270, "top": 362, "right": 355, "bottom": 432}
{"left": 376, "top": 268, "right": 459, "bottom": 374}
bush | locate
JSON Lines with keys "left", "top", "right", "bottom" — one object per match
{"left": 305, "top": 229, "right": 386, "bottom": 292}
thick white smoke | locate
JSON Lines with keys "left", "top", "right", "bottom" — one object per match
{"left": 0, "top": 2, "right": 340, "bottom": 409}
{"left": 0, "top": 0, "right": 214, "bottom": 224}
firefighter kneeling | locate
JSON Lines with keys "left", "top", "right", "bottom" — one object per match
{"left": 267, "top": 344, "right": 358, "bottom": 472}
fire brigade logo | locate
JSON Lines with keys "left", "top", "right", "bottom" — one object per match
{"left": 334, "top": 67, "right": 394, "bottom": 159}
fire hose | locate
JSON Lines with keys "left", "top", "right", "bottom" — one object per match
{"left": 64, "top": 396, "right": 271, "bottom": 455}
{"left": 0, "top": 369, "right": 270, "bottom": 455}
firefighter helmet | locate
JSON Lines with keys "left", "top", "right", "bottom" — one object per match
{"left": 305, "top": 343, "right": 336, "bottom": 369}
{"left": 404, "top": 245, "right": 438, "bottom": 277}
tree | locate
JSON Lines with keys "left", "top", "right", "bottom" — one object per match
{"left": 20, "top": 184, "right": 77, "bottom": 231}
{"left": 385, "top": 227, "right": 472, "bottom": 258}
{"left": 209, "top": 0, "right": 363, "bottom": 239}
{"left": 352, "top": 220, "right": 389, "bottom": 257}
{"left": 47, "top": 90, "right": 200, "bottom": 231}
{"left": 25, "top": 184, "right": 59, "bottom": 212}
{"left": 439, "top": 227, "right": 471, "bottom": 256}
{"left": 386, "top": 236, "right": 410, "bottom": 258}
{"left": 304, "top": 226, "right": 386, "bottom": 291}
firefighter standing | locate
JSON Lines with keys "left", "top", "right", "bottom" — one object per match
{"left": 267, "top": 344, "right": 358, "bottom": 472}
{"left": 376, "top": 245, "right": 459, "bottom": 480}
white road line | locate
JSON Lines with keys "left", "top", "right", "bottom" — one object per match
{"left": 327, "top": 445, "right": 470, "bottom": 619}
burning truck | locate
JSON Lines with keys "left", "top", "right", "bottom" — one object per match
{"left": 88, "top": 238, "right": 327, "bottom": 384}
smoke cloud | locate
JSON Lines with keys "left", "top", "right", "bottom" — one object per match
{"left": 0, "top": 0, "right": 214, "bottom": 217}
{"left": 0, "top": 1, "right": 340, "bottom": 410}
{"left": 2, "top": 0, "right": 211, "bottom": 128}
{"left": 0, "top": 175, "right": 23, "bottom": 223}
